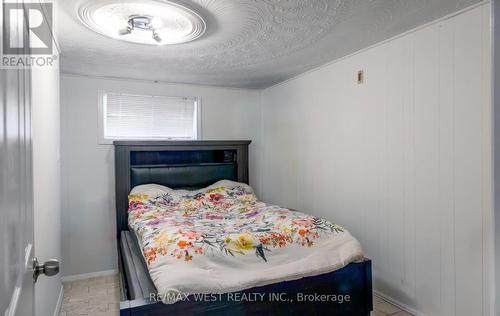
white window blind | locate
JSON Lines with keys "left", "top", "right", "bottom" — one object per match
{"left": 102, "top": 92, "right": 198, "bottom": 141}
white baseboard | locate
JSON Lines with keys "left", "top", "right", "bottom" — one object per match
{"left": 373, "top": 290, "right": 422, "bottom": 316}
{"left": 61, "top": 269, "right": 117, "bottom": 282}
{"left": 52, "top": 285, "right": 64, "bottom": 316}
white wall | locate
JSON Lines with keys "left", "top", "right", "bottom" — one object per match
{"left": 32, "top": 1, "right": 63, "bottom": 314}
{"left": 32, "top": 52, "right": 62, "bottom": 314}
{"left": 493, "top": 1, "right": 500, "bottom": 315}
{"left": 260, "top": 3, "right": 492, "bottom": 316}
{"left": 60, "top": 75, "right": 261, "bottom": 276}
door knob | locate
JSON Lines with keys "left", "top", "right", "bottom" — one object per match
{"left": 33, "top": 258, "right": 59, "bottom": 282}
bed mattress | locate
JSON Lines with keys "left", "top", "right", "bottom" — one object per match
{"left": 120, "top": 232, "right": 372, "bottom": 315}
{"left": 127, "top": 180, "right": 364, "bottom": 304}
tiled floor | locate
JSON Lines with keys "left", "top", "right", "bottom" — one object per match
{"left": 60, "top": 274, "right": 411, "bottom": 316}
{"left": 60, "top": 275, "right": 120, "bottom": 316}
{"left": 372, "top": 295, "right": 412, "bottom": 316}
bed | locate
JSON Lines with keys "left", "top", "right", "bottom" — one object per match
{"left": 114, "top": 140, "right": 373, "bottom": 316}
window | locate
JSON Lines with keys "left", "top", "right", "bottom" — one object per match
{"left": 98, "top": 91, "right": 200, "bottom": 143}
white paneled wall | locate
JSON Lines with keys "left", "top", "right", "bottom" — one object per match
{"left": 260, "top": 3, "right": 492, "bottom": 316}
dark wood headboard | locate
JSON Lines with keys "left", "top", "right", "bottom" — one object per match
{"left": 114, "top": 140, "right": 251, "bottom": 236}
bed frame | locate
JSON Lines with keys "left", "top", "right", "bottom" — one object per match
{"left": 114, "top": 140, "right": 373, "bottom": 316}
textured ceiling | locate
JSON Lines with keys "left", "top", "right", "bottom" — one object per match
{"left": 59, "top": 0, "right": 482, "bottom": 89}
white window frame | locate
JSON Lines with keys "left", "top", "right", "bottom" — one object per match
{"left": 97, "top": 90, "right": 202, "bottom": 144}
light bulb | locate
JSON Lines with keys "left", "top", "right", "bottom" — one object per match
{"left": 152, "top": 31, "right": 162, "bottom": 44}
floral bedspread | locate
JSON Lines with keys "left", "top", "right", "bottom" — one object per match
{"left": 128, "top": 180, "right": 363, "bottom": 303}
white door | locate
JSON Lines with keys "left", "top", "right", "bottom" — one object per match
{"left": 0, "top": 1, "right": 35, "bottom": 314}
{"left": 0, "top": 2, "right": 59, "bottom": 315}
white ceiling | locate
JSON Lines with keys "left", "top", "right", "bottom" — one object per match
{"left": 59, "top": 0, "right": 481, "bottom": 89}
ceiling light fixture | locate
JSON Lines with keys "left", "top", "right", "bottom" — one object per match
{"left": 78, "top": 0, "right": 206, "bottom": 46}
{"left": 118, "top": 15, "right": 163, "bottom": 43}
